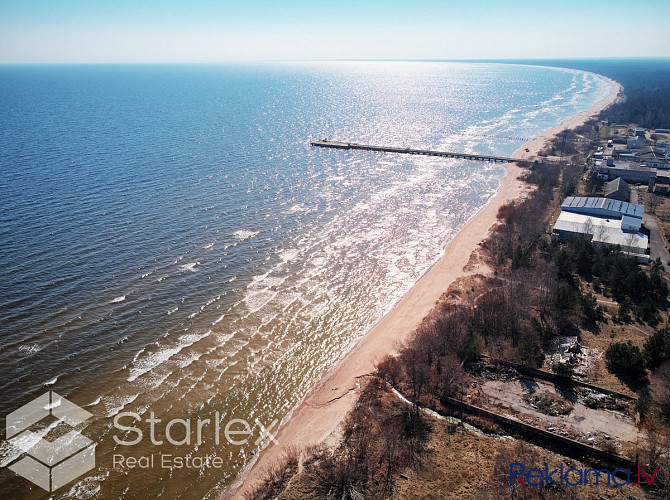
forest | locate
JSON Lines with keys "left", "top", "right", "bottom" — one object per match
{"left": 486, "top": 58, "right": 670, "bottom": 128}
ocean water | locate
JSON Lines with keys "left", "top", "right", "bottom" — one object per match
{"left": 0, "top": 62, "right": 608, "bottom": 499}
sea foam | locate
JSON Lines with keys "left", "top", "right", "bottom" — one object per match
{"left": 233, "top": 230, "right": 259, "bottom": 240}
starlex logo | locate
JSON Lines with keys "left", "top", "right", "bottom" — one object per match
{"left": 4, "top": 391, "right": 95, "bottom": 492}
{"left": 510, "top": 462, "right": 659, "bottom": 487}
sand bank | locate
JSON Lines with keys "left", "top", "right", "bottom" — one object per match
{"left": 224, "top": 73, "right": 621, "bottom": 499}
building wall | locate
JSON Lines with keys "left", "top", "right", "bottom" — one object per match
{"left": 628, "top": 137, "right": 646, "bottom": 149}
{"left": 604, "top": 190, "right": 628, "bottom": 202}
{"left": 552, "top": 228, "right": 648, "bottom": 262}
{"left": 642, "top": 160, "right": 670, "bottom": 169}
{"left": 598, "top": 167, "right": 656, "bottom": 184}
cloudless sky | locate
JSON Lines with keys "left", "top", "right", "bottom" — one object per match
{"left": 1, "top": 0, "right": 669, "bottom": 63}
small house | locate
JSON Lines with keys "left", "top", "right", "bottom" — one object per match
{"left": 651, "top": 172, "right": 670, "bottom": 194}
{"left": 627, "top": 136, "right": 646, "bottom": 150}
{"left": 604, "top": 177, "right": 631, "bottom": 202}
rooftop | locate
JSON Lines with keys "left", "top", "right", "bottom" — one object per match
{"left": 561, "top": 196, "right": 644, "bottom": 219}
{"left": 553, "top": 211, "right": 648, "bottom": 254}
{"left": 604, "top": 177, "right": 630, "bottom": 198}
{"left": 636, "top": 146, "right": 667, "bottom": 159}
{"left": 601, "top": 161, "right": 656, "bottom": 172}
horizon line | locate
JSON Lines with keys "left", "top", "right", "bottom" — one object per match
{"left": 1, "top": 56, "right": 670, "bottom": 66}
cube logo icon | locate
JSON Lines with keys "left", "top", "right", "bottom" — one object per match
{"left": 4, "top": 391, "right": 95, "bottom": 492}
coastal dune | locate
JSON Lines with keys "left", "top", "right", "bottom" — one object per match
{"left": 225, "top": 74, "right": 622, "bottom": 500}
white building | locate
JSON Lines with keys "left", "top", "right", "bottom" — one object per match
{"left": 553, "top": 197, "right": 649, "bottom": 262}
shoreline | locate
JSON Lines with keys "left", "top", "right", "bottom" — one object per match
{"left": 223, "top": 73, "right": 622, "bottom": 500}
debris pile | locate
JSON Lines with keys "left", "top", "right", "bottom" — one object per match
{"left": 544, "top": 336, "right": 601, "bottom": 376}
{"left": 523, "top": 391, "right": 574, "bottom": 416}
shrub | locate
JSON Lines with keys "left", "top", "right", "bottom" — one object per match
{"left": 458, "top": 332, "right": 479, "bottom": 366}
{"left": 606, "top": 341, "right": 647, "bottom": 385}
{"left": 643, "top": 328, "right": 670, "bottom": 371}
{"left": 377, "top": 355, "right": 402, "bottom": 386}
{"left": 551, "top": 363, "right": 575, "bottom": 378}
{"left": 553, "top": 362, "right": 575, "bottom": 387}
{"left": 581, "top": 292, "right": 605, "bottom": 325}
{"left": 616, "top": 302, "right": 632, "bottom": 323}
{"left": 517, "top": 337, "right": 541, "bottom": 367}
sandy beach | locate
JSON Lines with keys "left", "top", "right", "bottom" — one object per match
{"left": 224, "top": 73, "right": 622, "bottom": 500}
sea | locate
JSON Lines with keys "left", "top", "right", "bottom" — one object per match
{"left": 0, "top": 61, "right": 609, "bottom": 499}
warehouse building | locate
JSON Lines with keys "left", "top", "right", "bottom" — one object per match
{"left": 597, "top": 162, "right": 656, "bottom": 185}
{"left": 552, "top": 197, "right": 649, "bottom": 262}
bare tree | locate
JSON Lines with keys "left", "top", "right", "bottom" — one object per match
{"left": 595, "top": 221, "right": 610, "bottom": 244}
{"left": 649, "top": 192, "right": 664, "bottom": 215}
{"left": 640, "top": 415, "right": 670, "bottom": 488}
{"left": 400, "top": 346, "right": 431, "bottom": 405}
{"left": 438, "top": 354, "right": 465, "bottom": 398}
{"left": 582, "top": 217, "right": 595, "bottom": 238}
{"left": 652, "top": 363, "right": 670, "bottom": 423}
{"left": 625, "top": 232, "right": 639, "bottom": 253}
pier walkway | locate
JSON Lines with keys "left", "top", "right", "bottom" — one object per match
{"left": 311, "top": 140, "right": 521, "bottom": 163}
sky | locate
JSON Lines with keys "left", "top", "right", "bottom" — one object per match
{"left": 1, "top": 0, "right": 669, "bottom": 63}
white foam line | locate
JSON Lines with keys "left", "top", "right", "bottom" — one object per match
{"left": 127, "top": 330, "right": 212, "bottom": 382}
{"left": 103, "top": 393, "right": 140, "bottom": 418}
{"left": 86, "top": 396, "right": 102, "bottom": 407}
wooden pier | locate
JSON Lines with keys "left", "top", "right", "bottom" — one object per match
{"left": 311, "top": 140, "right": 521, "bottom": 163}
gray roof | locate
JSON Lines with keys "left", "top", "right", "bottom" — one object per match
{"left": 604, "top": 177, "right": 631, "bottom": 198}
{"left": 622, "top": 215, "right": 642, "bottom": 231}
{"left": 561, "top": 196, "right": 644, "bottom": 219}
{"left": 602, "top": 161, "right": 654, "bottom": 172}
